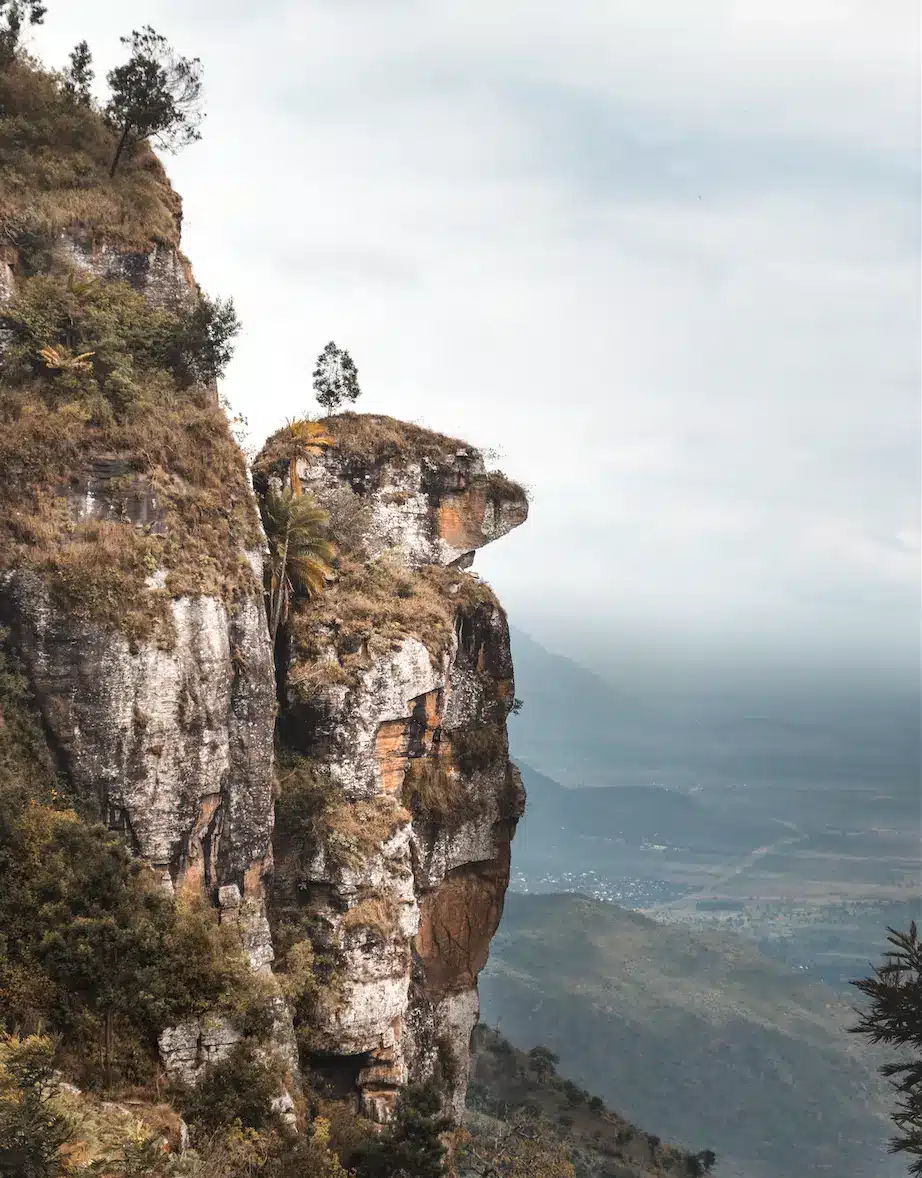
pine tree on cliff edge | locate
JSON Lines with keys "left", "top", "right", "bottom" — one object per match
{"left": 313, "top": 341, "right": 361, "bottom": 413}
{"left": 105, "top": 26, "right": 203, "bottom": 176}
{"left": 852, "top": 921, "right": 922, "bottom": 1172}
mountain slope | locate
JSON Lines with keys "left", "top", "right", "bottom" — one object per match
{"left": 479, "top": 892, "right": 898, "bottom": 1178}
{"left": 466, "top": 1024, "right": 712, "bottom": 1178}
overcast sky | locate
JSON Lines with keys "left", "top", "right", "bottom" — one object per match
{"left": 32, "top": 2, "right": 921, "bottom": 687}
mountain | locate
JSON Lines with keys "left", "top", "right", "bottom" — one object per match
{"left": 465, "top": 1024, "right": 711, "bottom": 1178}
{"left": 479, "top": 891, "right": 899, "bottom": 1178}
{"left": 508, "top": 627, "right": 921, "bottom": 795}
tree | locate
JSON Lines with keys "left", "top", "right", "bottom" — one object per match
{"left": 0, "top": 1034, "right": 73, "bottom": 1178}
{"left": 527, "top": 1045, "right": 559, "bottom": 1082}
{"left": 0, "top": 0, "right": 45, "bottom": 66}
{"left": 169, "top": 293, "right": 241, "bottom": 385}
{"left": 105, "top": 26, "right": 203, "bottom": 177}
{"left": 352, "top": 1083, "right": 450, "bottom": 1178}
{"left": 852, "top": 922, "right": 922, "bottom": 1172}
{"left": 687, "top": 1149, "right": 718, "bottom": 1176}
{"left": 63, "top": 39, "right": 93, "bottom": 104}
{"left": 261, "top": 487, "right": 336, "bottom": 642}
{"left": 273, "top": 418, "right": 335, "bottom": 495}
{"left": 312, "top": 341, "right": 361, "bottom": 413}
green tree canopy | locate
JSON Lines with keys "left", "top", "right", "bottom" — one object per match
{"left": 105, "top": 26, "right": 203, "bottom": 176}
{"left": 852, "top": 922, "right": 922, "bottom": 1173}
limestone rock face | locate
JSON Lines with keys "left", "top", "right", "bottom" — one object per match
{"left": 2, "top": 569, "right": 275, "bottom": 894}
{"left": 263, "top": 417, "right": 527, "bottom": 1124}
{"left": 268, "top": 413, "right": 529, "bottom": 567}
{"left": 0, "top": 220, "right": 292, "bottom": 1087}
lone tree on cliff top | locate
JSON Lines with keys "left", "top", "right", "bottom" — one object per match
{"left": 852, "top": 921, "right": 922, "bottom": 1172}
{"left": 105, "top": 26, "right": 203, "bottom": 176}
{"left": 313, "top": 341, "right": 361, "bottom": 413}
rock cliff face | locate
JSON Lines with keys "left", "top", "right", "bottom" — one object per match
{"left": 0, "top": 225, "right": 293, "bottom": 1086}
{"left": 2, "top": 222, "right": 526, "bottom": 1125}
{"left": 257, "top": 414, "right": 528, "bottom": 1122}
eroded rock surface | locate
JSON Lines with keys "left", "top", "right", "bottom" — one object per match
{"left": 262, "top": 417, "right": 527, "bottom": 1123}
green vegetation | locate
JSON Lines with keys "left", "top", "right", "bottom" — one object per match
{"left": 313, "top": 342, "right": 361, "bottom": 413}
{"left": 852, "top": 922, "right": 922, "bottom": 1173}
{"left": 176, "top": 1040, "right": 284, "bottom": 1141}
{"left": 350, "top": 1083, "right": 449, "bottom": 1178}
{"left": 262, "top": 487, "right": 336, "bottom": 642}
{"left": 0, "top": 268, "right": 258, "bottom": 642}
{"left": 0, "top": 1, "right": 45, "bottom": 68}
{"left": 467, "top": 1025, "right": 699, "bottom": 1178}
{"left": 0, "top": 1034, "right": 72, "bottom": 1178}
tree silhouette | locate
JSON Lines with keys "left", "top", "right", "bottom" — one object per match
{"left": 0, "top": 0, "right": 45, "bottom": 65}
{"left": 105, "top": 26, "right": 203, "bottom": 176}
{"left": 63, "top": 40, "right": 93, "bottom": 104}
{"left": 852, "top": 921, "right": 922, "bottom": 1173}
{"left": 312, "top": 341, "right": 361, "bottom": 413}
{"left": 527, "top": 1045, "right": 559, "bottom": 1082}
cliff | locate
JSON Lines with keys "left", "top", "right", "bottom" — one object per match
{"left": 0, "top": 52, "right": 528, "bottom": 1145}
{"left": 0, "top": 49, "right": 712, "bottom": 1178}
{"left": 255, "top": 413, "right": 528, "bottom": 1123}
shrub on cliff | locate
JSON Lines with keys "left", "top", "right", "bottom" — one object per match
{"left": 3, "top": 270, "right": 240, "bottom": 397}
{"left": 0, "top": 273, "right": 259, "bottom": 640}
{"left": 0, "top": 750, "right": 255, "bottom": 1088}
{"left": 351, "top": 1083, "right": 450, "bottom": 1178}
{"left": 0, "top": 1033, "right": 72, "bottom": 1178}
{"left": 177, "top": 1040, "right": 284, "bottom": 1140}
{"left": 261, "top": 487, "right": 336, "bottom": 641}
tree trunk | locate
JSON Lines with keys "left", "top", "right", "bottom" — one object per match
{"left": 109, "top": 120, "right": 133, "bottom": 177}
{"left": 269, "top": 532, "right": 290, "bottom": 642}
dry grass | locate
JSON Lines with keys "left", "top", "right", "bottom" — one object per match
{"left": 327, "top": 794, "right": 410, "bottom": 850}
{"left": 447, "top": 723, "right": 508, "bottom": 777}
{"left": 0, "top": 56, "right": 181, "bottom": 258}
{"left": 401, "top": 753, "right": 479, "bottom": 829}
{"left": 316, "top": 412, "right": 470, "bottom": 469}
{"left": 0, "top": 382, "right": 262, "bottom": 643}
{"left": 289, "top": 551, "right": 500, "bottom": 691}
{"left": 342, "top": 895, "right": 399, "bottom": 939}
{"left": 274, "top": 757, "right": 409, "bottom": 874}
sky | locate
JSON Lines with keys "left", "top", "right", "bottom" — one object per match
{"left": 31, "top": 1, "right": 921, "bottom": 690}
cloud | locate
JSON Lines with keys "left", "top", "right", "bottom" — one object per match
{"left": 31, "top": 0, "right": 920, "bottom": 680}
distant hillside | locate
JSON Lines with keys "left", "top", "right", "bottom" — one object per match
{"left": 479, "top": 892, "right": 899, "bottom": 1178}
{"left": 466, "top": 1025, "right": 712, "bottom": 1178}
{"left": 513, "top": 761, "right": 780, "bottom": 860}
{"left": 508, "top": 627, "right": 920, "bottom": 794}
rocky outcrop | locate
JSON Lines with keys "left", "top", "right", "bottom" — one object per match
{"left": 260, "top": 413, "right": 528, "bottom": 568}
{"left": 0, "top": 233, "right": 195, "bottom": 311}
{"left": 262, "top": 416, "right": 527, "bottom": 1123}
{"left": 1, "top": 567, "right": 275, "bottom": 897}
{"left": 0, "top": 214, "right": 292, "bottom": 1087}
